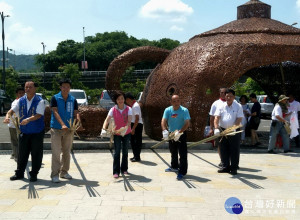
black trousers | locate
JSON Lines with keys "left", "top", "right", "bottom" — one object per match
{"left": 219, "top": 129, "right": 241, "bottom": 170}
{"left": 130, "top": 123, "right": 143, "bottom": 159}
{"left": 169, "top": 132, "right": 188, "bottom": 175}
{"left": 15, "top": 131, "right": 44, "bottom": 177}
{"left": 293, "top": 135, "right": 300, "bottom": 147}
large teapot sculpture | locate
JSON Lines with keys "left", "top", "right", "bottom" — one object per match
{"left": 105, "top": 0, "right": 300, "bottom": 141}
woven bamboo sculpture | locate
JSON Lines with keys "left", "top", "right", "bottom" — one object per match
{"left": 104, "top": 0, "right": 300, "bottom": 141}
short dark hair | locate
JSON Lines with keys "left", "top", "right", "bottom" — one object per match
{"left": 112, "top": 91, "right": 125, "bottom": 104}
{"left": 125, "top": 92, "right": 135, "bottom": 100}
{"left": 15, "top": 87, "right": 25, "bottom": 93}
{"left": 249, "top": 93, "right": 257, "bottom": 99}
{"left": 26, "top": 81, "right": 38, "bottom": 87}
{"left": 239, "top": 95, "right": 248, "bottom": 103}
{"left": 59, "top": 79, "right": 72, "bottom": 86}
{"left": 225, "top": 89, "right": 235, "bottom": 96}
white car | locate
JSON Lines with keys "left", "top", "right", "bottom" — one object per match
{"left": 99, "top": 90, "right": 115, "bottom": 110}
{"left": 36, "top": 93, "right": 50, "bottom": 106}
{"left": 69, "top": 89, "right": 89, "bottom": 106}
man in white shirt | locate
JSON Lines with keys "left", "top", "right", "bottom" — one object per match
{"left": 209, "top": 87, "right": 227, "bottom": 167}
{"left": 125, "top": 92, "right": 143, "bottom": 162}
{"left": 5, "top": 87, "right": 25, "bottom": 161}
{"left": 214, "top": 89, "right": 243, "bottom": 175}
{"left": 268, "top": 95, "right": 291, "bottom": 153}
{"left": 288, "top": 93, "right": 300, "bottom": 147}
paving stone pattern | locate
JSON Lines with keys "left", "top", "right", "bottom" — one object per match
{"left": 0, "top": 149, "right": 299, "bottom": 219}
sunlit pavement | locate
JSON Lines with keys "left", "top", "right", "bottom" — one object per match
{"left": 0, "top": 149, "right": 299, "bottom": 220}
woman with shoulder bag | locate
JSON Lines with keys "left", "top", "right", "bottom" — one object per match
{"left": 268, "top": 95, "right": 292, "bottom": 153}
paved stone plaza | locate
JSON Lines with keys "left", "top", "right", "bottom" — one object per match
{"left": 0, "top": 148, "right": 299, "bottom": 220}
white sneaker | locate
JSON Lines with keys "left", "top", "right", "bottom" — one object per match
{"left": 60, "top": 173, "right": 72, "bottom": 179}
{"left": 52, "top": 176, "right": 60, "bottom": 183}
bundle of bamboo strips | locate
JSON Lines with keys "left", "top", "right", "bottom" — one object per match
{"left": 187, "top": 125, "right": 243, "bottom": 148}
{"left": 101, "top": 118, "right": 117, "bottom": 148}
{"left": 150, "top": 130, "right": 178, "bottom": 149}
{"left": 68, "top": 119, "right": 81, "bottom": 139}
{"left": 9, "top": 113, "right": 22, "bottom": 137}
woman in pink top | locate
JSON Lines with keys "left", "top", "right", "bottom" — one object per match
{"left": 102, "top": 91, "right": 132, "bottom": 178}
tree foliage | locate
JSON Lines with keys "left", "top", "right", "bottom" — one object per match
{"left": 35, "top": 31, "right": 180, "bottom": 72}
{"left": 51, "top": 63, "right": 85, "bottom": 94}
{"left": 234, "top": 77, "right": 264, "bottom": 97}
{"left": 0, "top": 67, "right": 20, "bottom": 98}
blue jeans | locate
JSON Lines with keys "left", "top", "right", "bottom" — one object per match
{"left": 113, "top": 134, "right": 130, "bottom": 174}
{"left": 268, "top": 121, "right": 289, "bottom": 151}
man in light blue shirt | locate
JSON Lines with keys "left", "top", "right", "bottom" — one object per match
{"left": 161, "top": 95, "right": 190, "bottom": 180}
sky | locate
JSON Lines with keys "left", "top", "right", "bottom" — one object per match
{"left": 0, "top": 0, "right": 300, "bottom": 55}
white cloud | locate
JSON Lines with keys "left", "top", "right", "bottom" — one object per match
{"left": 140, "top": 0, "right": 193, "bottom": 23}
{"left": 170, "top": 25, "right": 183, "bottom": 31}
{"left": 6, "top": 23, "right": 61, "bottom": 55}
{"left": 0, "top": 1, "right": 13, "bottom": 16}
{"left": 9, "top": 23, "right": 33, "bottom": 35}
{"left": 0, "top": 2, "right": 59, "bottom": 54}
{"left": 297, "top": 0, "right": 300, "bottom": 10}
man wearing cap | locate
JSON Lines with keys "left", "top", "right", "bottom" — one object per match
{"left": 268, "top": 95, "right": 292, "bottom": 153}
{"left": 125, "top": 92, "right": 143, "bottom": 162}
{"left": 214, "top": 89, "right": 243, "bottom": 175}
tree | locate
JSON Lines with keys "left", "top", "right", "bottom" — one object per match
{"left": 52, "top": 63, "right": 85, "bottom": 93}
{"left": 0, "top": 67, "right": 20, "bottom": 98}
{"left": 233, "top": 77, "right": 264, "bottom": 96}
{"left": 35, "top": 31, "right": 181, "bottom": 72}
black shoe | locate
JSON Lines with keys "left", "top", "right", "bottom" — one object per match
{"left": 231, "top": 170, "right": 237, "bottom": 175}
{"left": 30, "top": 176, "right": 37, "bottom": 182}
{"left": 10, "top": 174, "right": 24, "bottom": 181}
{"left": 268, "top": 150, "right": 277, "bottom": 154}
{"left": 218, "top": 168, "right": 230, "bottom": 173}
{"left": 130, "top": 157, "right": 135, "bottom": 161}
{"left": 218, "top": 162, "right": 223, "bottom": 168}
{"left": 284, "top": 150, "right": 293, "bottom": 153}
{"left": 131, "top": 158, "right": 141, "bottom": 162}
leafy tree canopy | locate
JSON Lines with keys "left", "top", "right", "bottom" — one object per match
{"left": 36, "top": 31, "right": 180, "bottom": 72}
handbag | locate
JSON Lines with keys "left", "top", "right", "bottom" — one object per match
{"left": 284, "top": 122, "right": 291, "bottom": 135}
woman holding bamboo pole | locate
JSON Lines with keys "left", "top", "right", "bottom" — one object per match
{"left": 101, "top": 91, "right": 132, "bottom": 178}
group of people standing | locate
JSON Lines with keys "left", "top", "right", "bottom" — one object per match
{"left": 3, "top": 80, "right": 299, "bottom": 182}
{"left": 4, "top": 79, "right": 82, "bottom": 182}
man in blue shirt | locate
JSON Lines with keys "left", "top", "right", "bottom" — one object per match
{"left": 161, "top": 95, "right": 191, "bottom": 180}
{"left": 4, "top": 81, "right": 45, "bottom": 182}
{"left": 50, "top": 79, "right": 82, "bottom": 183}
